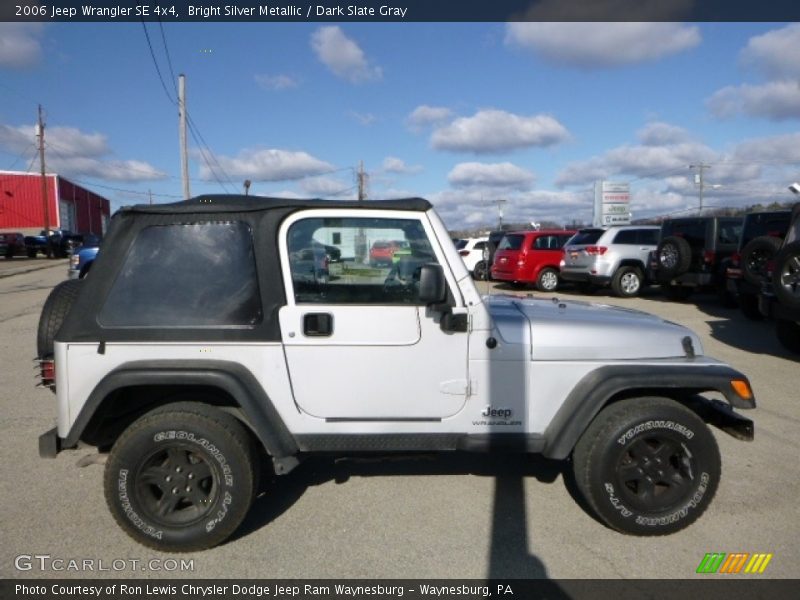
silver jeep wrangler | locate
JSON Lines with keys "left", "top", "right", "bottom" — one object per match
{"left": 35, "top": 196, "right": 755, "bottom": 551}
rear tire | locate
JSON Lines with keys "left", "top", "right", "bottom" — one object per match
{"left": 772, "top": 241, "right": 800, "bottom": 310}
{"left": 741, "top": 236, "right": 782, "bottom": 286}
{"left": 104, "top": 402, "right": 256, "bottom": 552}
{"left": 572, "top": 397, "right": 720, "bottom": 536}
{"left": 611, "top": 266, "right": 643, "bottom": 298}
{"left": 36, "top": 280, "right": 82, "bottom": 358}
{"left": 472, "top": 261, "right": 488, "bottom": 281}
{"left": 656, "top": 236, "right": 692, "bottom": 280}
{"left": 536, "top": 267, "right": 559, "bottom": 292}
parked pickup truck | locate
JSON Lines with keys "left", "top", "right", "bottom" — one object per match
{"left": 35, "top": 195, "right": 755, "bottom": 552}
{"left": 25, "top": 229, "right": 82, "bottom": 258}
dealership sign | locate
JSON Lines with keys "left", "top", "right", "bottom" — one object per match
{"left": 594, "top": 181, "right": 631, "bottom": 227}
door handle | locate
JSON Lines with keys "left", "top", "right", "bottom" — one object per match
{"left": 303, "top": 313, "right": 333, "bottom": 337}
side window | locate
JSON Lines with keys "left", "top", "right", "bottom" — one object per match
{"left": 98, "top": 222, "right": 262, "bottom": 327}
{"left": 612, "top": 230, "right": 637, "bottom": 245}
{"left": 533, "top": 235, "right": 563, "bottom": 250}
{"left": 638, "top": 229, "right": 659, "bottom": 245}
{"left": 474, "top": 241, "right": 486, "bottom": 250}
{"left": 287, "top": 217, "right": 440, "bottom": 305}
{"left": 718, "top": 221, "right": 742, "bottom": 245}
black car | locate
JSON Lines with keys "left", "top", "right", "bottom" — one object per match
{"left": 724, "top": 210, "right": 792, "bottom": 319}
{"left": 0, "top": 232, "right": 26, "bottom": 259}
{"left": 758, "top": 203, "right": 800, "bottom": 353}
{"left": 650, "top": 216, "right": 743, "bottom": 302}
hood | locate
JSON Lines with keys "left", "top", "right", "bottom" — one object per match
{"left": 486, "top": 295, "right": 703, "bottom": 361}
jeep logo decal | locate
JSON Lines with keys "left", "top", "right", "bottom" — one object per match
{"left": 481, "top": 406, "right": 512, "bottom": 418}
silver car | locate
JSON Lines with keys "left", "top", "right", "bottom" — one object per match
{"left": 560, "top": 225, "right": 660, "bottom": 297}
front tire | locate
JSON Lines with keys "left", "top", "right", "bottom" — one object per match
{"left": 104, "top": 402, "right": 256, "bottom": 552}
{"left": 472, "top": 261, "right": 488, "bottom": 281}
{"left": 572, "top": 397, "right": 720, "bottom": 536}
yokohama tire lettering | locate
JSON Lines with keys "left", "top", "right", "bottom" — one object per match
{"left": 117, "top": 469, "right": 163, "bottom": 540}
{"left": 617, "top": 420, "right": 694, "bottom": 446}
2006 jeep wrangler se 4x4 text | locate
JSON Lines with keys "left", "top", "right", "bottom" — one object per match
{"left": 35, "top": 196, "right": 755, "bottom": 552}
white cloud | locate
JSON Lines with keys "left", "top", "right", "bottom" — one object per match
{"left": 505, "top": 23, "right": 700, "bottom": 68}
{"left": 637, "top": 122, "right": 692, "bottom": 146}
{"left": 740, "top": 23, "right": 800, "bottom": 79}
{"left": 299, "top": 176, "right": 353, "bottom": 196}
{"left": 255, "top": 74, "right": 299, "bottom": 90}
{"left": 707, "top": 80, "right": 800, "bottom": 121}
{"left": 431, "top": 109, "right": 569, "bottom": 154}
{"left": 0, "top": 124, "right": 166, "bottom": 182}
{"left": 206, "top": 148, "right": 334, "bottom": 182}
{"left": 382, "top": 156, "right": 422, "bottom": 174}
{"left": 310, "top": 26, "right": 382, "bottom": 83}
{"left": 348, "top": 111, "right": 377, "bottom": 126}
{"left": 732, "top": 132, "right": 800, "bottom": 165}
{"left": 0, "top": 24, "right": 44, "bottom": 68}
{"left": 406, "top": 105, "right": 453, "bottom": 131}
{"left": 448, "top": 162, "right": 535, "bottom": 190}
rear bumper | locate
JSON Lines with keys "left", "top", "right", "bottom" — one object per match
{"left": 560, "top": 270, "right": 611, "bottom": 286}
{"left": 39, "top": 427, "right": 62, "bottom": 458}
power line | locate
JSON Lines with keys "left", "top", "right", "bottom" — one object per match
{"left": 3, "top": 143, "right": 36, "bottom": 171}
{"left": 139, "top": 17, "right": 176, "bottom": 106}
{"left": 158, "top": 19, "right": 179, "bottom": 97}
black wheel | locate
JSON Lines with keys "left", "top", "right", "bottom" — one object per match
{"left": 536, "top": 267, "right": 559, "bottom": 292}
{"left": 104, "top": 402, "right": 257, "bottom": 552}
{"left": 611, "top": 266, "right": 643, "bottom": 298}
{"left": 661, "top": 284, "right": 692, "bottom": 302}
{"left": 775, "top": 319, "right": 800, "bottom": 354}
{"left": 572, "top": 397, "right": 720, "bottom": 536}
{"left": 472, "top": 261, "right": 488, "bottom": 281}
{"left": 36, "top": 280, "right": 82, "bottom": 358}
{"left": 656, "top": 236, "right": 692, "bottom": 279}
{"left": 772, "top": 241, "right": 800, "bottom": 310}
{"left": 741, "top": 236, "right": 782, "bottom": 286}
{"left": 738, "top": 292, "right": 763, "bottom": 321}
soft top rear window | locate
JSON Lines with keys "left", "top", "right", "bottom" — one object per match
{"left": 98, "top": 221, "right": 262, "bottom": 328}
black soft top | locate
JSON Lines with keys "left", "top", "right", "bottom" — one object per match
{"left": 121, "top": 195, "right": 432, "bottom": 215}
{"left": 57, "top": 194, "right": 434, "bottom": 345}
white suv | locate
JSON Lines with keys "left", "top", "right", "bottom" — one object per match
{"left": 457, "top": 236, "right": 489, "bottom": 279}
{"left": 560, "top": 226, "right": 660, "bottom": 297}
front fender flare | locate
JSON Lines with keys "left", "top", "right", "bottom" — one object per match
{"left": 542, "top": 364, "right": 755, "bottom": 460}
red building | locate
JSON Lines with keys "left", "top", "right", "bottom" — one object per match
{"left": 0, "top": 171, "right": 111, "bottom": 235}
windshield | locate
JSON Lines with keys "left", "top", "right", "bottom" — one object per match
{"left": 567, "top": 230, "right": 604, "bottom": 245}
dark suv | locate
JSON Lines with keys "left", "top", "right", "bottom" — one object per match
{"left": 758, "top": 203, "right": 800, "bottom": 353}
{"left": 725, "top": 210, "right": 792, "bottom": 319}
{"left": 650, "top": 216, "right": 743, "bottom": 302}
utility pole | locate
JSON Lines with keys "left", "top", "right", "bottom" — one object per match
{"left": 148, "top": 189, "right": 153, "bottom": 205}
{"left": 493, "top": 198, "right": 507, "bottom": 230}
{"left": 689, "top": 163, "right": 710, "bottom": 214}
{"left": 37, "top": 104, "right": 52, "bottom": 257}
{"left": 178, "top": 74, "right": 190, "bottom": 200}
{"left": 357, "top": 161, "right": 367, "bottom": 201}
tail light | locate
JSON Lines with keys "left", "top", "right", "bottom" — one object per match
{"left": 704, "top": 250, "right": 716, "bottom": 265}
{"left": 38, "top": 358, "right": 55, "bottom": 390}
{"left": 585, "top": 246, "right": 608, "bottom": 255}
{"left": 458, "top": 250, "right": 470, "bottom": 257}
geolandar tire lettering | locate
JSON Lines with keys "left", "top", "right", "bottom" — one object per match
{"left": 104, "top": 402, "right": 256, "bottom": 552}
{"left": 572, "top": 397, "right": 720, "bottom": 536}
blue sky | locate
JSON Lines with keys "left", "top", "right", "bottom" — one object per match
{"left": 1, "top": 21, "right": 799, "bottom": 229}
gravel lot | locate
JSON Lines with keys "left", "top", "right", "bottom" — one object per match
{"left": 1, "top": 264, "right": 797, "bottom": 580}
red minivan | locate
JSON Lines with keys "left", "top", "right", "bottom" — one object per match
{"left": 491, "top": 229, "right": 576, "bottom": 291}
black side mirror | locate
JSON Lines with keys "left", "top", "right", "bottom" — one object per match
{"left": 418, "top": 264, "right": 447, "bottom": 305}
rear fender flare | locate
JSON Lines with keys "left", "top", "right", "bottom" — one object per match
{"left": 65, "top": 360, "right": 298, "bottom": 460}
